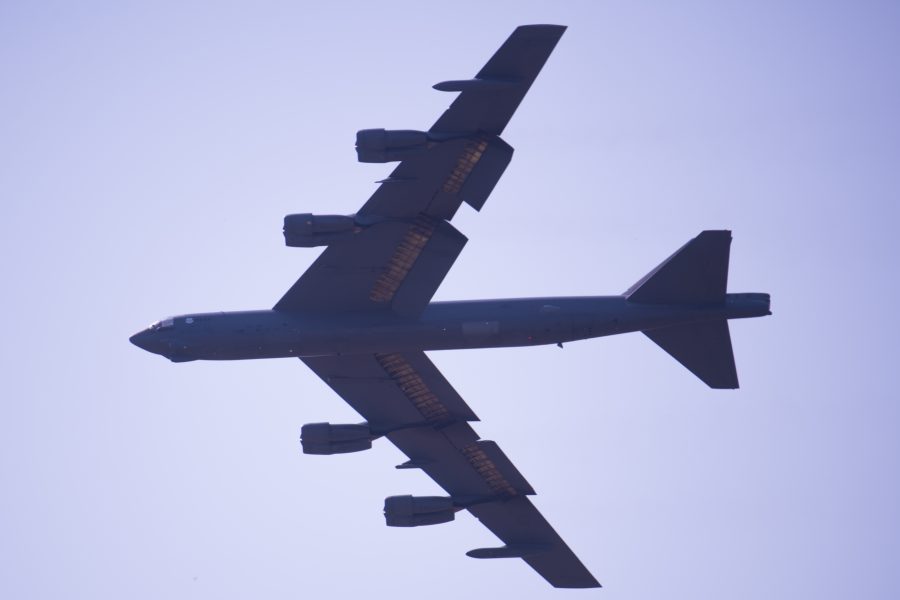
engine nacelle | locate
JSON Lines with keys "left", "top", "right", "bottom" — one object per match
{"left": 383, "top": 495, "right": 456, "bottom": 527}
{"left": 300, "top": 422, "right": 373, "bottom": 455}
{"left": 356, "top": 128, "right": 428, "bottom": 163}
{"left": 283, "top": 214, "right": 357, "bottom": 247}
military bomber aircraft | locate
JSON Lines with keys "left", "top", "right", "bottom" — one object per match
{"left": 130, "top": 25, "right": 771, "bottom": 588}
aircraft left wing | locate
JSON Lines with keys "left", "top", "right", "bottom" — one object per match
{"left": 301, "top": 353, "right": 600, "bottom": 588}
{"left": 274, "top": 25, "right": 565, "bottom": 317}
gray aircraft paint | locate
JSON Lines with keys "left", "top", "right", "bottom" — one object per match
{"left": 8, "top": 3, "right": 899, "bottom": 599}
{"left": 127, "top": 23, "right": 770, "bottom": 591}
{"left": 131, "top": 294, "right": 769, "bottom": 362}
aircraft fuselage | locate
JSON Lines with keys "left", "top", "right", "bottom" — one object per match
{"left": 129, "top": 293, "right": 769, "bottom": 362}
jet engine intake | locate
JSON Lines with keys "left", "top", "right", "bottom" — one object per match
{"left": 356, "top": 129, "right": 429, "bottom": 163}
{"left": 383, "top": 495, "right": 456, "bottom": 527}
{"left": 283, "top": 214, "right": 358, "bottom": 247}
{"left": 301, "top": 422, "right": 374, "bottom": 455}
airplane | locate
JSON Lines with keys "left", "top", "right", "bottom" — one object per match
{"left": 130, "top": 25, "right": 771, "bottom": 588}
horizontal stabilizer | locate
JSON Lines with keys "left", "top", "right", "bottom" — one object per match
{"left": 627, "top": 230, "right": 731, "bottom": 304}
{"left": 644, "top": 319, "right": 739, "bottom": 389}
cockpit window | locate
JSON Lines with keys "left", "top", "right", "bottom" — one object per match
{"left": 149, "top": 318, "right": 175, "bottom": 331}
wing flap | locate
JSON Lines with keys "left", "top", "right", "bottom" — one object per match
{"left": 359, "top": 139, "right": 471, "bottom": 219}
{"left": 302, "top": 352, "right": 478, "bottom": 429}
{"left": 386, "top": 423, "right": 511, "bottom": 498}
{"left": 360, "top": 134, "right": 514, "bottom": 221}
{"left": 468, "top": 440, "right": 535, "bottom": 496}
{"left": 275, "top": 220, "right": 408, "bottom": 313}
{"left": 425, "top": 136, "right": 513, "bottom": 214}
{"left": 276, "top": 218, "right": 466, "bottom": 316}
{"left": 390, "top": 220, "right": 467, "bottom": 317}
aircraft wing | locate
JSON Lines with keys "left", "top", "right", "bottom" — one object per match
{"left": 274, "top": 25, "right": 565, "bottom": 317}
{"left": 283, "top": 25, "right": 594, "bottom": 588}
{"left": 301, "top": 353, "right": 601, "bottom": 588}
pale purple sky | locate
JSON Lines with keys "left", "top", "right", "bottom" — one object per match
{"left": 2, "top": 1, "right": 899, "bottom": 598}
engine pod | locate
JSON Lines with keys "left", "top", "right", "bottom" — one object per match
{"left": 355, "top": 129, "right": 429, "bottom": 163}
{"left": 301, "top": 422, "right": 374, "bottom": 455}
{"left": 283, "top": 214, "right": 358, "bottom": 247}
{"left": 383, "top": 495, "right": 456, "bottom": 527}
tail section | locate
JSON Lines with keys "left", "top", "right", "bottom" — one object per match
{"left": 625, "top": 230, "right": 731, "bottom": 304}
{"left": 644, "top": 320, "right": 739, "bottom": 389}
{"left": 627, "top": 231, "right": 739, "bottom": 389}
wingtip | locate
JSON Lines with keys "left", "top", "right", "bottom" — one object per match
{"left": 514, "top": 24, "right": 568, "bottom": 38}
{"left": 553, "top": 579, "right": 602, "bottom": 589}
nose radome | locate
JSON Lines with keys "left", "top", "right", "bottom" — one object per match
{"left": 130, "top": 330, "right": 152, "bottom": 351}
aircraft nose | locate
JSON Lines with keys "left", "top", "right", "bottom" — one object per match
{"left": 130, "top": 329, "right": 154, "bottom": 352}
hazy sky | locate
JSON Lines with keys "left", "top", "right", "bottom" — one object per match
{"left": 2, "top": 1, "right": 899, "bottom": 598}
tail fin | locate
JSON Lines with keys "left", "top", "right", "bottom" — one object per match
{"left": 627, "top": 231, "right": 738, "bottom": 389}
{"left": 625, "top": 230, "right": 731, "bottom": 304}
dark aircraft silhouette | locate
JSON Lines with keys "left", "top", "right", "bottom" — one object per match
{"left": 130, "top": 25, "right": 770, "bottom": 588}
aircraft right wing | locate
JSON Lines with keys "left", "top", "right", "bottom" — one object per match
{"left": 301, "top": 352, "right": 600, "bottom": 588}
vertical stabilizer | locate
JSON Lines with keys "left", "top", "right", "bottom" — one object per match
{"left": 625, "top": 230, "right": 731, "bottom": 304}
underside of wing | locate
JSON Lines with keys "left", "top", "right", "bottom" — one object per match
{"left": 300, "top": 352, "right": 599, "bottom": 588}
{"left": 430, "top": 24, "right": 567, "bottom": 137}
{"left": 274, "top": 25, "right": 565, "bottom": 318}
{"left": 288, "top": 25, "right": 591, "bottom": 588}
{"left": 275, "top": 216, "right": 467, "bottom": 317}
{"left": 467, "top": 497, "right": 599, "bottom": 588}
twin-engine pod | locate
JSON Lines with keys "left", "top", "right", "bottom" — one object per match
{"left": 300, "top": 422, "right": 374, "bottom": 455}
{"left": 283, "top": 214, "right": 358, "bottom": 247}
{"left": 355, "top": 129, "right": 429, "bottom": 163}
{"left": 383, "top": 495, "right": 457, "bottom": 527}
